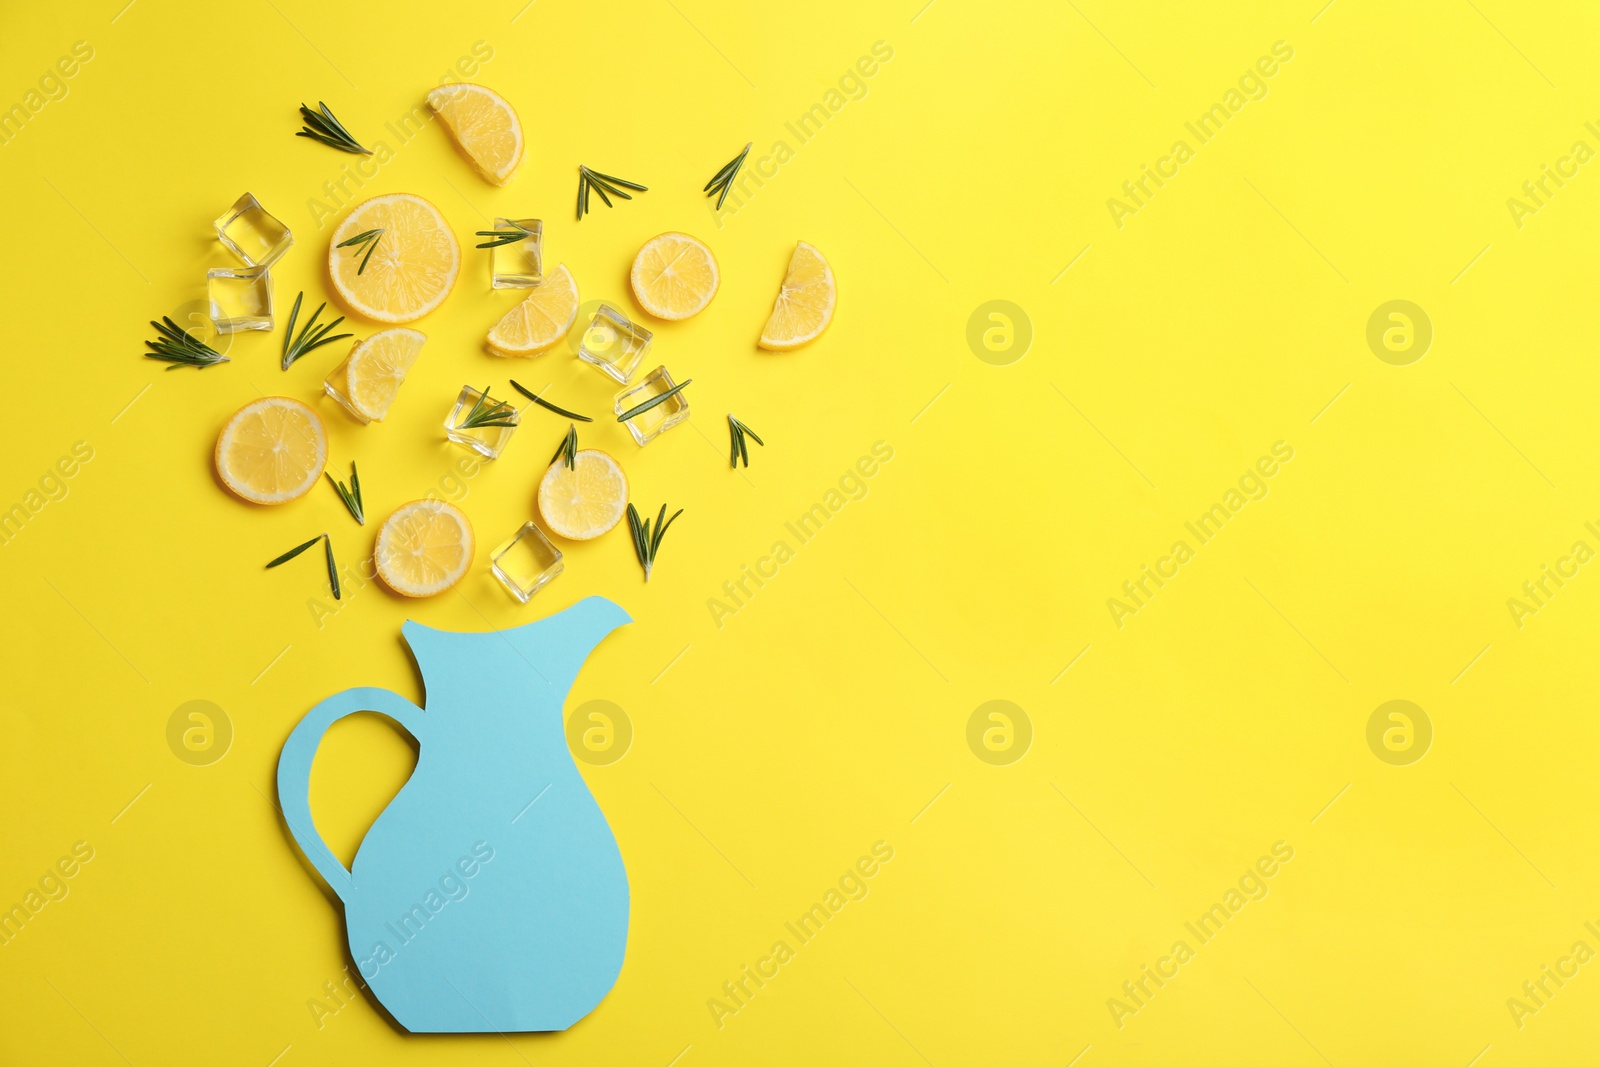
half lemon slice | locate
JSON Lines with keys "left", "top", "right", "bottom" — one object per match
{"left": 347, "top": 327, "right": 426, "bottom": 422}
{"left": 426, "top": 83, "right": 524, "bottom": 186}
{"left": 758, "top": 241, "right": 835, "bottom": 350}
{"left": 486, "top": 263, "right": 579, "bottom": 356}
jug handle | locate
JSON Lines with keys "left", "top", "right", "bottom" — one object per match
{"left": 276, "top": 686, "right": 428, "bottom": 905}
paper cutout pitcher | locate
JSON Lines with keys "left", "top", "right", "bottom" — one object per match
{"left": 276, "top": 596, "right": 631, "bottom": 1032}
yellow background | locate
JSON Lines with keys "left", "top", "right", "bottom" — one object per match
{"left": 3, "top": 0, "right": 1599, "bottom": 1062}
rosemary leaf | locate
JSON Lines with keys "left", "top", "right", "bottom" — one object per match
{"left": 458, "top": 386, "right": 518, "bottom": 429}
{"left": 727, "top": 414, "right": 764, "bottom": 468}
{"left": 626, "top": 502, "right": 683, "bottom": 582}
{"left": 616, "top": 379, "right": 692, "bottom": 423}
{"left": 281, "top": 292, "right": 351, "bottom": 370}
{"left": 143, "top": 316, "right": 229, "bottom": 370}
{"left": 336, "top": 228, "right": 383, "bottom": 275}
{"left": 143, "top": 315, "right": 228, "bottom": 369}
{"left": 705, "top": 143, "right": 752, "bottom": 209}
{"left": 577, "top": 165, "right": 648, "bottom": 220}
{"left": 326, "top": 461, "right": 364, "bottom": 525}
{"left": 323, "top": 533, "right": 342, "bottom": 600}
{"left": 474, "top": 222, "right": 534, "bottom": 249}
{"left": 297, "top": 102, "right": 371, "bottom": 155}
{"left": 268, "top": 532, "right": 342, "bottom": 599}
{"left": 587, "top": 167, "right": 648, "bottom": 192}
{"left": 266, "top": 536, "right": 323, "bottom": 568}
{"left": 550, "top": 424, "right": 578, "bottom": 470}
{"left": 510, "top": 379, "right": 593, "bottom": 422}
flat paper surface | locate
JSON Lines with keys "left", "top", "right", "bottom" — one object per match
{"left": 275, "top": 597, "right": 630, "bottom": 1032}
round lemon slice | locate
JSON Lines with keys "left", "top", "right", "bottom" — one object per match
{"left": 214, "top": 397, "right": 327, "bottom": 505}
{"left": 425, "top": 83, "right": 524, "bottom": 186}
{"left": 486, "top": 263, "right": 579, "bottom": 356}
{"left": 759, "top": 241, "right": 836, "bottom": 350}
{"left": 537, "top": 450, "right": 628, "bottom": 540}
{"left": 629, "top": 232, "right": 719, "bottom": 320}
{"left": 347, "top": 327, "right": 426, "bottom": 422}
{"left": 328, "top": 193, "right": 460, "bottom": 324}
{"left": 374, "top": 500, "right": 474, "bottom": 597}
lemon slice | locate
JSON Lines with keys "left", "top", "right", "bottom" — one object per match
{"left": 214, "top": 397, "right": 327, "bottom": 505}
{"left": 374, "top": 500, "right": 474, "bottom": 597}
{"left": 537, "top": 450, "right": 628, "bottom": 540}
{"left": 347, "top": 327, "right": 426, "bottom": 422}
{"left": 328, "top": 193, "right": 460, "bottom": 324}
{"left": 486, "top": 263, "right": 579, "bottom": 356}
{"left": 629, "top": 232, "right": 719, "bottom": 320}
{"left": 425, "top": 83, "right": 524, "bottom": 186}
{"left": 759, "top": 241, "right": 836, "bottom": 350}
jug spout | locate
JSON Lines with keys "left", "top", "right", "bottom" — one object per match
{"left": 401, "top": 596, "right": 631, "bottom": 705}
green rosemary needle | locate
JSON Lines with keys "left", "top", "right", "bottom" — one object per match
{"left": 576, "top": 165, "right": 648, "bottom": 221}
{"left": 266, "top": 536, "right": 322, "bottom": 568}
{"left": 550, "top": 424, "right": 578, "bottom": 470}
{"left": 626, "top": 503, "right": 683, "bottom": 582}
{"left": 616, "top": 379, "right": 692, "bottom": 423}
{"left": 267, "top": 532, "right": 341, "bottom": 599}
{"left": 324, "top": 535, "right": 342, "bottom": 599}
{"left": 326, "top": 461, "right": 364, "bottom": 525}
{"left": 336, "top": 228, "right": 383, "bottom": 275}
{"left": 458, "top": 387, "right": 518, "bottom": 429}
{"left": 143, "top": 316, "right": 229, "bottom": 370}
{"left": 475, "top": 221, "right": 535, "bottom": 249}
{"left": 281, "top": 292, "right": 352, "bottom": 370}
{"left": 509, "top": 379, "right": 593, "bottom": 422}
{"left": 296, "top": 101, "right": 371, "bottom": 155}
{"left": 704, "top": 142, "right": 752, "bottom": 210}
{"left": 727, "top": 414, "right": 764, "bottom": 468}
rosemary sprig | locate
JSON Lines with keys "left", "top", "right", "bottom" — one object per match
{"left": 143, "top": 316, "right": 229, "bottom": 370}
{"left": 336, "top": 228, "right": 383, "bottom": 275}
{"left": 576, "top": 165, "right": 648, "bottom": 221}
{"left": 475, "top": 221, "right": 535, "bottom": 249}
{"left": 616, "top": 379, "right": 692, "bottom": 423}
{"left": 704, "top": 142, "right": 752, "bottom": 210}
{"left": 326, "top": 461, "right": 364, "bottom": 525}
{"left": 509, "top": 379, "right": 593, "bottom": 422}
{"left": 727, "top": 414, "right": 764, "bottom": 468}
{"left": 550, "top": 424, "right": 578, "bottom": 470}
{"left": 267, "top": 532, "right": 341, "bottom": 599}
{"left": 296, "top": 102, "right": 371, "bottom": 155}
{"left": 626, "top": 503, "right": 683, "bottom": 582}
{"left": 281, "top": 292, "right": 352, "bottom": 370}
{"left": 458, "top": 386, "right": 518, "bottom": 429}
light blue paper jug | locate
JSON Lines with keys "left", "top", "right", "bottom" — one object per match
{"left": 276, "top": 596, "right": 631, "bottom": 1032}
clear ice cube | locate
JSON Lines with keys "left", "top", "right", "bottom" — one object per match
{"left": 207, "top": 264, "right": 273, "bottom": 333}
{"left": 214, "top": 192, "right": 293, "bottom": 268}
